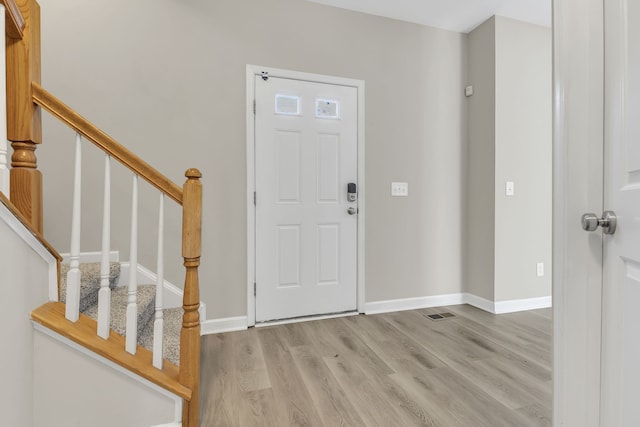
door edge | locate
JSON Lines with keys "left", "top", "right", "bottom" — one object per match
{"left": 553, "top": 0, "right": 605, "bottom": 426}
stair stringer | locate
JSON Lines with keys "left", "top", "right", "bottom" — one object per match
{"left": 32, "top": 323, "right": 182, "bottom": 427}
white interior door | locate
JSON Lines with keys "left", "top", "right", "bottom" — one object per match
{"left": 254, "top": 75, "right": 358, "bottom": 322}
{"left": 601, "top": 0, "right": 640, "bottom": 425}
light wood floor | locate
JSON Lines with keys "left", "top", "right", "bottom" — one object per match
{"left": 199, "top": 304, "right": 552, "bottom": 427}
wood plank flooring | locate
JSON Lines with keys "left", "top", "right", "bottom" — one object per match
{"left": 200, "top": 304, "right": 552, "bottom": 427}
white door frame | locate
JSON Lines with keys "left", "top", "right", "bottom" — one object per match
{"left": 553, "top": 0, "right": 604, "bottom": 426}
{"left": 245, "top": 65, "right": 365, "bottom": 327}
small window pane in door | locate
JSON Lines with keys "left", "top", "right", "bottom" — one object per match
{"left": 275, "top": 95, "right": 300, "bottom": 115}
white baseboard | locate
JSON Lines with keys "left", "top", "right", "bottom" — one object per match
{"left": 60, "top": 250, "right": 120, "bottom": 263}
{"left": 364, "top": 293, "right": 552, "bottom": 315}
{"left": 464, "top": 293, "right": 496, "bottom": 313}
{"left": 201, "top": 316, "right": 248, "bottom": 335}
{"left": 364, "top": 293, "right": 466, "bottom": 315}
{"left": 493, "top": 296, "right": 552, "bottom": 314}
{"left": 198, "top": 293, "right": 552, "bottom": 336}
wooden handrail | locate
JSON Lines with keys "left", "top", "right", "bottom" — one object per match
{"left": 31, "top": 83, "right": 183, "bottom": 205}
{"left": 0, "top": 0, "right": 25, "bottom": 39}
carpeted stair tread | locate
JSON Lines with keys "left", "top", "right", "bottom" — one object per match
{"left": 60, "top": 262, "right": 120, "bottom": 312}
{"left": 58, "top": 261, "right": 182, "bottom": 368}
{"left": 83, "top": 284, "right": 157, "bottom": 338}
{"left": 139, "top": 307, "right": 183, "bottom": 366}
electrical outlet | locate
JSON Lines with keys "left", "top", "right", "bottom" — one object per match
{"left": 536, "top": 262, "right": 544, "bottom": 277}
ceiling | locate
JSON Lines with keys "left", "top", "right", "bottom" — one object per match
{"left": 304, "top": 0, "right": 551, "bottom": 33}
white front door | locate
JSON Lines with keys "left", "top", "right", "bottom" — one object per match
{"left": 601, "top": 0, "right": 640, "bottom": 425}
{"left": 254, "top": 75, "right": 358, "bottom": 322}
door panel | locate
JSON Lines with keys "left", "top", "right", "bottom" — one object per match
{"left": 277, "top": 225, "right": 301, "bottom": 288}
{"left": 255, "top": 76, "right": 358, "bottom": 322}
{"left": 317, "top": 224, "right": 339, "bottom": 284}
{"left": 317, "top": 134, "right": 340, "bottom": 203}
{"left": 275, "top": 131, "right": 301, "bottom": 203}
{"left": 602, "top": 0, "right": 640, "bottom": 425}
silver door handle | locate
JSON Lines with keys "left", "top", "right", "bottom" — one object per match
{"left": 581, "top": 211, "right": 617, "bottom": 235}
{"left": 348, "top": 207, "right": 358, "bottom": 215}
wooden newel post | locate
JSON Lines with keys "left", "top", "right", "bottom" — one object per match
{"left": 10, "top": 140, "right": 41, "bottom": 230}
{"left": 6, "top": 0, "right": 42, "bottom": 232}
{"left": 180, "top": 168, "right": 202, "bottom": 427}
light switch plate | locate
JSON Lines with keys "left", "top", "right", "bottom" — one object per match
{"left": 537, "top": 262, "right": 544, "bottom": 277}
{"left": 465, "top": 85, "right": 474, "bottom": 97}
{"left": 506, "top": 181, "right": 515, "bottom": 196}
{"left": 391, "top": 182, "right": 409, "bottom": 197}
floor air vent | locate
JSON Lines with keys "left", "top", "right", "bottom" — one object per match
{"left": 425, "top": 312, "right": 456, "bottom": 321}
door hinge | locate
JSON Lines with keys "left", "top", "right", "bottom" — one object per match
{"left": 261, "top": 71, "right": 269, "bottom": 81}
{"left": 253, "top": 99, "right": 256, "bottom": 115}
{"left": 254, "top": 191, "right": 256, "bottom": 205}
{"left": 254, "top": 282, "right": 257, "bottom": 296}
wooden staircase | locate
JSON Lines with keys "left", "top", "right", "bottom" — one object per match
{"left": 0, "top": 1, "right": 202, "bottom": 426}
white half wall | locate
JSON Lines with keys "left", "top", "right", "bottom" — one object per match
{"left": 0, "top": 201, "right": 55, "bottom": 427}
{"left": 33, "top": 327, "right": 180, "bottom": 427}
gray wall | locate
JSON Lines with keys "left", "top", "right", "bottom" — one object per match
{"left": 37, "top": 0, "right": 469, "bottom": 318}
{"left": 494, "top": 17, "right": 552, "bottom": 301}
{"left": 466, "top": 16, "right": 552, "bottom": 303}
{"left": 466, "top": 17, "right": 496, "bottom": 301}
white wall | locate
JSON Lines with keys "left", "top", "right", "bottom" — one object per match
{"left": 0, "top": 205, "right": 51, "bottom": 426}
{"left": 33, "top": 329, "right": 178, "bottom": 427}
{"left": 466, "top": 16, "right": 552, "bottom": 303}
{"left": 36, "top": 0, "right": 468, "bottom": 317}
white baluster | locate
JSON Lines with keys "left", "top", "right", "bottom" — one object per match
{"left": 153, "top": 193, "right": 164, "bottom": 369}
{"left": 0, "top": 4, "right": 9, "bottom": 197}
{"left": 97, "top": 154, "right": 111, "bottom": 339}
{"left": 125, "top": 175, "right": 138, "bottom": 354}
{"left": 65, "top": 134, "right": 82, "bottom": 322}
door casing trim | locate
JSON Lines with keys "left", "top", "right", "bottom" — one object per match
{"left": 245, "top": 65, "right": 366, "bottom": 327}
